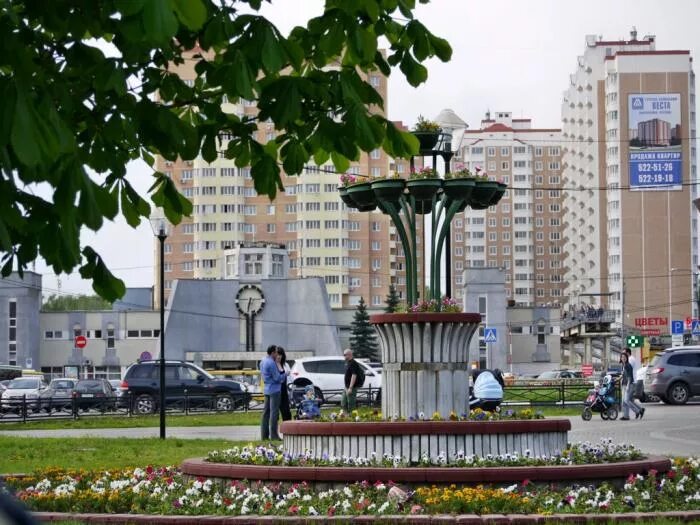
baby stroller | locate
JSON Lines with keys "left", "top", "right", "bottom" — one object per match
{"left": 468, "top": 369, "right": 505, "bottom": 412}
{"left": 581, "top": 374, "right": 618, "bottom": 421}
{"left": 295, "top": 385, "right": 321, "bottom": 419}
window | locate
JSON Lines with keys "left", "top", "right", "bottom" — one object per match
{"left": 370, "top": 148, "right": 381, "bottom": 159}
{"left": 501, "top": 161, "right": 510, "bottom": 170}
{"left": 487, "top": 161, "right": 496, "bottom": 171}
{"left": 500, "top": 147, "right": 509, "bottom": 156}
{"left": 371, "top": 222, "right": 380, "bottom": 232}
{"left": 487, "top": 147, "right": 496, "bottom": 157}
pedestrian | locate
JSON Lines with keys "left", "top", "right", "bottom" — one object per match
{"left": 341, "top": 348, "right": 362, "bottom": 416}
{"left": 260, "top": 345, "right": 285, "bottom": 440}
{"left": 276, "top": 346, "right": 292, "bottom": 421}
{"left": 620, "top": 351, "right": 644, "bottom": 421}
{"left": 625, "top": 347, "right": 642, "bottom": 400}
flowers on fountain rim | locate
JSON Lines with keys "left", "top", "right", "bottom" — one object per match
{"left": 395, "top": 296, "right": 462, "bottom": 313}
{"left": 339, "top": 173, "right": 356, "bottom": 187}
{"left": 408, "top": 166, "right": 438, "bottom": 180}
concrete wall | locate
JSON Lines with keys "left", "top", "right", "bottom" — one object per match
{"left": 0, "top": 272, "right": 42, "bottom": 369}
{"left": 164, "top": 277, "right": 341, "bottom": 361}
{"left": 507, "top": 306, "right": 562, "bottom": 377}
{"left": 463, "top": 268, "right": 507, "bottom": 370}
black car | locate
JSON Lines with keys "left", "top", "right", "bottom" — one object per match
{"left": 122, "top": 360, "right": 251, "bottom": 415}
{"left": 73, "top": 379, "right": 118, "bottom": 412}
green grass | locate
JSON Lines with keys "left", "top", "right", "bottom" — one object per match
{"left": 0, "top": 436, "right": 253, "bottom": 473}
{"left": 0, "top": 406, "right": 581, "bottom": 431}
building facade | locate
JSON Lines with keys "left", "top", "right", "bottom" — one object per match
{"left": 451, "top": 111, "right": 565, "bottom": 306}
{"left": 155, "top": 50, "right": 413, "bottom": 312}
{"left": 562, "top": 31, "right": 697, "bottom": 336}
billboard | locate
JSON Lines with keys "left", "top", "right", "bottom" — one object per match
{"left": 628, "top": 93, "right": 682, "bottom": 191}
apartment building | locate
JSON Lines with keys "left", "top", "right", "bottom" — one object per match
{"left": 155, "top": 50, "right": 413, "bottom": 311}
{"left": 451, "top": 111, "right": 565, "bottom": 306}
{"left": 562, "top": 31, "right": 697, "bottom": 334}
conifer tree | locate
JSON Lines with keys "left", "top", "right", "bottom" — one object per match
{"left": 384, "top": 284, "right": 400, "bottom": 313}
{"left": 349, "top": 297, "right": 380, "bottom": 361}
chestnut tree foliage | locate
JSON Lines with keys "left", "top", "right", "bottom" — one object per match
{"left": 0, "top": 0, "right": 451, "bottom": 300}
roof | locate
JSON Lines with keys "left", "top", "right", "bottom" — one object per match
{"left": 434, "top": 108, "right": 467, "bottom": 129}
{"left": 605, "top": 50, "right": 690, "bottom": 61}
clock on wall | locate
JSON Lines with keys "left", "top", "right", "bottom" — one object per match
{"left": 236, "top": 284, "right": 265, "bottom": 315}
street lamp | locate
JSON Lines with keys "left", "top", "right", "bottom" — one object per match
{"left": 149, "top": 211, "right": 170, "bottom": 439}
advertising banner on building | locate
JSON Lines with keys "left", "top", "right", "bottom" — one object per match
{"left": 628, "top": 93, "right": 682, "bottom": 191}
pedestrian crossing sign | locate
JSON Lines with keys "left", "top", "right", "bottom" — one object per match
{"left": 484, "top": 328, "right": 497, "bottom": 343}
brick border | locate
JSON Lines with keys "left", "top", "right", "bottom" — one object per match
{"left": 280, "top": 419, "right": 572, "bottom": 436}
{"left": 181, "top": 455, "right": 670, "bottom": 484}
{"left": 32, "top": 510, "right": 700, "bottom": 523}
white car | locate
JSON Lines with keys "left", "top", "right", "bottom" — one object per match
{"left": 1, "top": 376, "right": 48, "bottom": 413}
{"left": 635, "top": 365, "right": 658, "bottom": 403}
{"left": 289, "top": 356, "right": 382, "bottom": 404}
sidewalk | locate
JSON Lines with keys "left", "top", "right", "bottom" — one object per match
{"left": 0, "top": 425, "right": 260, "bottom": 440}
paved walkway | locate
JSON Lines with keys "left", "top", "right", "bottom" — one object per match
{"left": 1, "top": 403, "right": 698, "bottom": 457}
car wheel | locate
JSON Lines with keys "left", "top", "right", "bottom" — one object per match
{"left": 668, "top": 382, "right": 690, "bottom": 405}
{"left": 215, "top": 394, "right": 234, "bottom": 412}
{"left": 134, "top": 394, "right": 156, "bottom": 415}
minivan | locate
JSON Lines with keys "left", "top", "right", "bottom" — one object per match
{"left": 644, "top": 346, "right": 700, "bottom": 404}
{"left": 289, "top": 356, "right": 382, "bottom": 404}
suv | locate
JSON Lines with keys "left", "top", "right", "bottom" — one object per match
{"left": 644, "top": 347, "right": 700, "bottom": 405}
{"left": 122, "top": 360, "right": 251, "bottom": 415}
{"left": 289, "top": 356, "right": 382, "bottom": 403}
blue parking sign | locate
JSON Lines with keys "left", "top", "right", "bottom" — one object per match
{"left": 672, "top": 320, "right": 684, "bottom": 335}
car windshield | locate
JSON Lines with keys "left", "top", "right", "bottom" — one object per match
{"left": 8, "top": 378, "right": 40, "bottom": 389}
{"left": 75, "top": 381, "right": 103, "bottom": 392}
{"left": 51, "top": 380, "right": 74, "bottom": 389}
{"left": 537, "top": 371, "right": 558, "bottom": 379}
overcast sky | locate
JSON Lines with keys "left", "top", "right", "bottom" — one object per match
{"left": 36, "top": 0, "right": 700, "bottom": 298}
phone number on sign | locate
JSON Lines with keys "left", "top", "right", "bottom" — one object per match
{"left": 636, "top": 172, "right": 676, "bottom": 184}
{"left": 636, "top": 162, "right": 675, "bottom": 172}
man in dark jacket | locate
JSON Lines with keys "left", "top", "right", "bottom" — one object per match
{"left": 341, "top": 348, "right": 362, "bottom": 415}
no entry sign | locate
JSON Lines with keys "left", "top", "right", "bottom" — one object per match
{"left": 75, "top": 335, "right": 87, "bottom": 349}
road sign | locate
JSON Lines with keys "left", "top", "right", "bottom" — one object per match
{"left": 672, "top": 334, "right": 684, "bottom": 347}
{"left": 626, "top": 334, "right": 643, "bottom": 348}
{"left": 581, "top": 364, "right": 593, "bottom": 377}
{"left": 692, "top": 320, "right": 700, "bottom": 337}
{"left": 74, "top": 335, "right": 87, "bottom": 349}
{"left": 484, "top": 328, "right": 497, "bottom": 343}
{"left": 671, "top": 320, "right": 684, "bottom": 335}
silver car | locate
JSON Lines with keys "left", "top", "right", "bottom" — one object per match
{"left": 1, "top": 376, "right": 48, "bottom": 413}
{"left": 39, "top": 378, "right": 77, "bottom": 412}
{"left": 644, "top": 347, "right": 700, "bottom": 404}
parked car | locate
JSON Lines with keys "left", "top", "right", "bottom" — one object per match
{"left": 122, "top": 360, "right": 251, "bottom": 415}
{"left": 644, "top": 346, "right": 700, "bottom": 405}
{"left": 289, "top": 356, "right": 382, "bottom": 404}
{"left": 72, "top": 379, "right": 118, "bottom": 412}
{"left": 536, "top": 370, "right": 583, "bottom": 380}
{"left": 39, "top": 378, "right": 77, "bottom": 412}
{"left": 108, "top": 379, "right": 128, "bottom": 408}
{"left": 1, "top": 376, "right": 48, "bottom": 413}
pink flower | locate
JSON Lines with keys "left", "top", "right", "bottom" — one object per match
{"left": 475, "top": 166, "right": 482, "bottom": 172}
{"left": 410, "top": 504, "right": 422, "bottom": 514}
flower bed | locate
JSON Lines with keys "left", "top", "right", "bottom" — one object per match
{"left": 205, "top": 439, "right": 642, "bottom": 468}
{"left": 5, "top": 457, "right": 699, "bottom": 518}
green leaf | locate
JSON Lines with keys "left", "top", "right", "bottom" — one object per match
{"left": 11, "top": 86, "right": 61, "bottom": 167}
{"left": 260, "top": 24, "right": 285, "bottom": 74}
{"left": 251, "top": 155, "right": 281, "bottom": 198}
{"left": 428, "top": 34, "right": 452, "bottom": 62}
{"left": 78, "top": 174, "right": 105, "bottom": 231}
{"left": 399, "top": 54, "right": 428, "bottom": 86}
{"left": 172, "top": 0, "right": 207, "bottom": 30}
{"left": 116, "top": 0, "right": 145, "bottom": 16}
{"left": 80, "top": 246, "right": 126, "bottom": 302}
{"left": 313, "top": 149, "right": 330, "bottom": 166}
{"left": 142, "top": 0, "right": 178, "bottom": 43}
{"left": 281, "top": 140, "right": 308, "bottom": 175}
{"left": 0, "top": 78, "right": 16, "bottom": 148}
{"left": 202, "top": 133, "right": 217, "bottom": 163}
{"left": 93, "top": 184, "right": 119, "bottom": 221}
{"left": 330, "top": 151, "right": 350, "bottom": 173}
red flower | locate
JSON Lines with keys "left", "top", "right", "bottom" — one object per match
{"left": 289, "top": 505, "right": 300, "bottom": 515}
{"left": 327, "top": 506, "right": 336, "bottom": 517}
{"left": 146, "top": 466, "right": 154, "bottom": 475}
{"left": 522, "top": 479, "right": 531, "bottom": 487}
{"left": 223, "top": 497, "right": 232, "bottom": 507}
{"left": 667, "top": 470, "right": 676, "bottom": 479}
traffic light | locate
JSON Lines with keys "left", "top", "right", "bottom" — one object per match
{"left": 626, "top": 334, "right": 644, "bottom": 348}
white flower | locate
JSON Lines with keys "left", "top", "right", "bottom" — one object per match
{"left": 308, "top": 506, "right": 318, "bottom": 515}
{"left": 501, "top": 484, "right": 518, "bottom": 494}
{"left": 377, "top": 501, "right": 390, "bottom": 514}
{"left": 302, "top": 494, "right": 312, "bottom": 501}
{"left": 641, "top": 491, "right": 650, "bottom": 501}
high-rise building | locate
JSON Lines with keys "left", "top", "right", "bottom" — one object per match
{"left": 561, "top": 31, "right": 697, "bottom": 334}
{"left": 155, "top": 50, "right": 414, "bottom": 311}
{"left": 451, "top": 111, "right": 565, "bottom": 306}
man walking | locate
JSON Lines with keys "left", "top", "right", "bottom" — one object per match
{"left": 260, "top": 345, "right": 285, "bottom": 440}
{"left": 341, "top": 348, "right": 362, "bottom": 416}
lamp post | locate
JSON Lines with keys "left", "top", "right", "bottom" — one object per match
{"left": 150, "top": 213, "right": 169, "bottom": 439}
{"left": 671, "top": 267, "right": 694, "bottom": 326}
